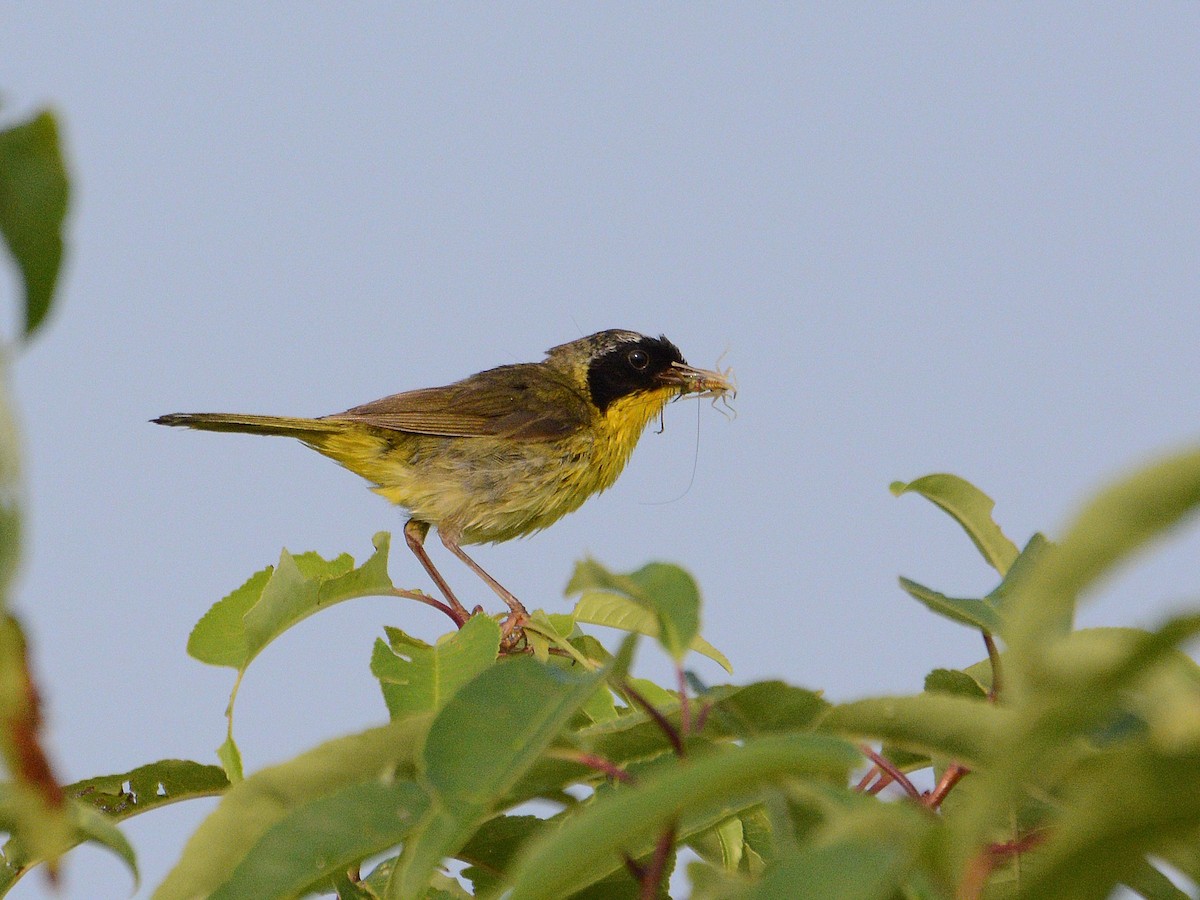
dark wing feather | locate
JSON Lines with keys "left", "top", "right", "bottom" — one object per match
{"left": 323, "top": 363, "right": 592, "bottom": 440}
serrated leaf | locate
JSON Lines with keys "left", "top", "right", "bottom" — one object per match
{"left": 571, "top": 589, "right": 731, "bottom": 673}
{"left": 386, "top": 657, "right": 603, "bottom": 898}
{"left": 822, "top": 694, "right": 1012, "bottom": 765}
{"left": 898, "top": 577, "right": 1000, "bottom": 633}
{"left": 506, "top": 733, "right": 860, "bottom": 900}
{"left": 924, "top": 668, "right": 988, "bottom": 701}
{"left": 186, "top": 534, "right": 396, "bottom": 777}
{"left": 208, "top": 780, "right": 429, "bottom": 900}
{"left": 891, "top": 474, "right": 1019, "bottom": 575}
{"left": 371, "top": 614, "right": 500, "bottom": 720}
{"left": 189, "top": 533, "right": 393, "bottom": 670}
{"left": 567, "top": 560, "right": 702, "bottom": 664}
{"left": 154, "top": 715, "right": 428, "bottom": 900}
{"left": 0, "top": 110, "right": 69, "bottom": 339}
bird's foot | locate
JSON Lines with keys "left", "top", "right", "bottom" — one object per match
{"left": 498, "top": 604, "right": 532, "bottom": 654}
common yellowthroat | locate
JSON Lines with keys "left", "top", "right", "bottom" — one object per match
{"left": 154, "top": 330, "right": 733, "bottom": 634}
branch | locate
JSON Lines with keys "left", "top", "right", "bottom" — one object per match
{"left": 858, "top": 745, "right": 921, "bottom": 800}
{"left": 387, "top": 587, "right": 467, "bottom": 628}
{"left": 620, "top": 680, "right": 685, "bottom": 757}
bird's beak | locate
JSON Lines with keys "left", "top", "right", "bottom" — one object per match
{"left": 657, "top": 362, "right": 736, "bottom": 401}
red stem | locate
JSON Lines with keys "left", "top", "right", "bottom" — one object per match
{"left": 924, "top": 763, "right": 970, "bottom": 808}
{"left": 858, "top": 745, "right": 921, "bottom": 800}
{"left": 622, "top": 680, "right": 685, "bottom": 757}
{"left": 639, "top": 823, "right": 676, "bottom": 900}
{"left": 388, "top": 587, "right": 467, "bottom": 628}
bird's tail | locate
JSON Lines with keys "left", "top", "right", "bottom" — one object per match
{"left": 152, "top": 412, "right": 344, "bottom": 440}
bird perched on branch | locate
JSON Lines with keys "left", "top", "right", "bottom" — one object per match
{"left": 155, "top": 329, "right": 734, "bottom": 637}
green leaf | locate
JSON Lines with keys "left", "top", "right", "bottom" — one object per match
{"left": 688, "top": 861, "right": 753, "bottom": 900}
{"left": 208, "top": 780, "right": 429, "bottom": 900}
{"left": 1015, "top": 745, "right": 1200, "bottom": 899}
{"left": 216, "top": 733, "right": 243, "bottom": 784}
{"left": 186, "top": 534, "right": 396, "bottom": 777}
{"left": 698, "top": 681, "right": 828, "bottom": 738}
{"left": 1, "top": 760, "right": 219, "bottom": 891}
{"left": 745, "top": 840, "right": 909, "bottom": 900}
{"left": 891, "top": 474, "right": 1019, "bottom": 575}
{"left": 1121, "top": 858, "right": 1193, "bottom": 900}
{"left": 567, "top": 559, "right": 705, "bottom": 665}
{"left": 189, "top": 533, "right": 394, "bottom": 669}
{"left": 0, "top": 109, "right": 70, "bottom": 338}
{"left": 153, "top": 715, "right": 428, "bottom": 900}
{"left": 924, "top": 669, "right": 988, "bottom": 701}
{"left": 459, "top": 815, "right": 545, "bottom": 895}
{"left": 1007, "top": 448, "right": 1200, "bottom": 664}
{"left": 386, "top": 657, "right": 603, "bottom": 898}
{"left": 985, "top": 533, "right": 1051, "bottom": 614}
{"left": 0, "top": 795, "right": 138, "bottom": 894}
{"left": 571, "top": 586, "right": 731, "bottom": 673}
{"left": 954, "top": 618, "right": 1200, "bottom": 875}
{"left": 506, "top": 733, "right": 861, "bottom": 900}
{"left": 371, "top": 614, "right": 501, "bottom": 720}
{"left": 822, "top": 693, "right": 1012, "bottom": 765}
{"left": 68, "top": 759, "right": 228, "bottom": 820}
{"left": 687, "top": 815, "right": 745, "bottom": 873}
{"left": 898, "top": 577, "right": 1001, "bottom": 633}
{"left": 560, "top": 682, "right": 828, "bottom": 793}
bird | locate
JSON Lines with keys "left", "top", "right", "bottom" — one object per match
{"left": 154, "top": 329, "right": 733, "bottom": 636}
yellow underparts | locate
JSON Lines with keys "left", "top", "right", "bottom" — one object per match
{"left": 304, "top": 386, "right": 678, "bottom": 545}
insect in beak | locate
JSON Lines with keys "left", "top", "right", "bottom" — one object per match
{"left": 658, "top": 361, "right": 737, "bottom": 418}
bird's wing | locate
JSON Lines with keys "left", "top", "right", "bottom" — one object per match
{"left": 324, "top": 363, "right": 593, "bottom": 440}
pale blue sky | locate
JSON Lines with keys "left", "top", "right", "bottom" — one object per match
{"left": 5, "top": 6, "right": 1200, "bottom": 897}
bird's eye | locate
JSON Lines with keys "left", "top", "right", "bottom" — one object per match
{"left": 628, "top": 349, "right": 649, "bottom": 370}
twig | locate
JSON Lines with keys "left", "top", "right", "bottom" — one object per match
{"left": 858, "top": 745, "right": 921, "bottom": 800}
{"left": 982, "top": 631, "right": 1003, "bottom": 701}
{"left": 639, "top": 823, "right": 676, "bottom": 900}
{"left": 957, "top": 830, "right": 1047, "bottom": 900}
{"left": 924, "top": 762, "right": 970, "bottom": 808}
{"left": 621, "top": 680, "right": 685, "bottom": 757}
{"left": 552, "top": 750, "right": 634, "bottom": 784}
{"left": 387, "top": 587, "right": 467, "bottom": 628}
{"left": 867, "top": 771, "right": 896, "bottom": 795}
{"left": 854, "top": 764, "right": 881, "bottom": 792}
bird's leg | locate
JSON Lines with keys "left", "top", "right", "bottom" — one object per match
{"left": 439, "top": 530, "right": 531, "bottom": 638}
{"left": 403, "top": 519, "right": 472, "bottom": 627}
